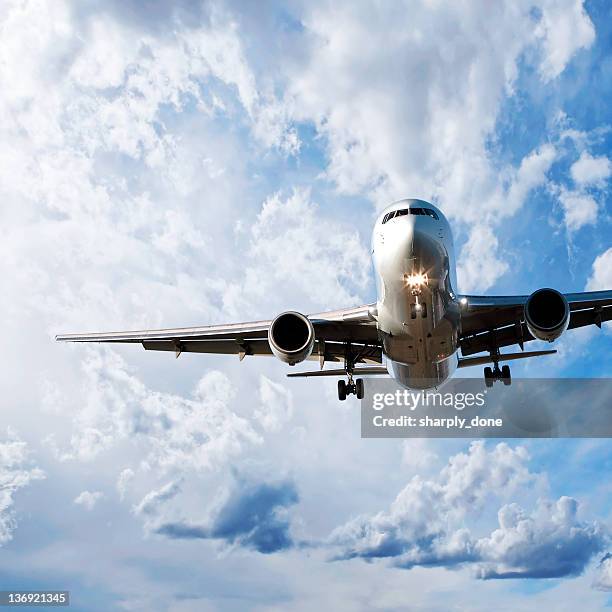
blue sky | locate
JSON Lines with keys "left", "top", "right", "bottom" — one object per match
{"left": 0, "top": 0, "right": 611, "bottom": 610}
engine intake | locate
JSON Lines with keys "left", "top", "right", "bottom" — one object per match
{"left": 524, "top": 288, "right": 569, "bottom": 342}
{"left": 268, "top": 311, "right": 315, "bottom": 365}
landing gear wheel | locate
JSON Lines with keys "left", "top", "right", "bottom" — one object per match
{"left": 338, "top": 379, "right": 347, "bottom": 401}
{"left": 484, "top": 366, "right": 493, "bottom": 388}
{"left": 355, "top": 378, "right": 364, "bottom": 400}
{"left": 502, "top": 364, "right": 511, "bottom": 386}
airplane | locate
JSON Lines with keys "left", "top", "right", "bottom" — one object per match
{"left": 56, "top": 198, "right": 612, "bottom": 401}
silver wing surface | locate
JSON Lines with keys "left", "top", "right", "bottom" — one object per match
{"left": 56, "top": 304, "right": 383, "bottom": 365}
{"left": 459, "top": 290, "right": 612, "bottom": 357}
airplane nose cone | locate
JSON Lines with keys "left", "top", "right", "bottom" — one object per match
{"left": 379, "top": 214, "right": 445, "bottom": 279}
{"left": 382, "top": 214, "right": 416, "bottom": 263}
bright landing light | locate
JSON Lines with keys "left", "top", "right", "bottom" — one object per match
{"left": 405, "top": 272, "right": 428, "bottom": 288}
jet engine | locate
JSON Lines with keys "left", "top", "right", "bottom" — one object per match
{"left": 268, "top": 311, "right": 315, "bottom": 365}
{"left": 524, "top": 288, "right": 570, "bottom": 342}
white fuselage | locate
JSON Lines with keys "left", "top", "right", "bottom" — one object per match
{"left": 372, "top": 199, "right": 460, "bottom": 389}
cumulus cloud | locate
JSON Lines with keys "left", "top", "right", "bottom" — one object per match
{"left": 155, "top": 478, "right": 299, "bottom": 554}
{"left": 570, "top": 151, "right": 612, "bottom": 187}
{"left": 280, "top": 1, "right": 577, "bottom": 288}
{"left": 74, "top": 490, "right": 104, "bottom": 510}
{"left": 225, "top": 188, "right": 371, "bottom": 314}
{"left": 558, "top": 189, "right": 598, "bottom": 232}
{"left": 328, "top": 442, "right": 605, "bottom": 579}
{"left": 329, "top": 442, "right": 532, "bottom": 561}
{"left": 457, "top": 225, "right": 510, "bottom": 293}
{"left": 552, "top": 148, "right": 610, "bottom": 232}
{"left": 56, "top": 349, "right": 261, "bottom": 470}
{"left": 587, "top": 248, "right": 612, "bottom": 291}
{"left": 0, "top": 430, "right": 45, "bottom": 545}
{"left": 283, "top": 2, "right": 578, "bottom": 217}
{"left": 476, "top": 497, "right": 605, "bottom": 579}
{"left": 0, "top": 0, "right": 607, "bottom": 605}
{"left": 535, "top": 0, "right": 595, "bottom": 81}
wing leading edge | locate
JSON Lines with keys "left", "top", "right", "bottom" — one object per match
{"left": 55, "top": 304, "right": 383, "bottom": 365}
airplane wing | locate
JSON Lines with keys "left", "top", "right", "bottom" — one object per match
{"left": 459, "top": 290, "right": 612, "bottom": 356}
{"left": 56, "top": 303, "right": 383, "bottom": 365}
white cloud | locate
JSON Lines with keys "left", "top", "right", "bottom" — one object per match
{"left": 535, "top": 0, "right": 595, "bottom": 81}
{"left": 55, "top": 349, "right": 262, "bottom": 470}
{"left": 74, "top": 490, "right": 104, "bottom": 510}
{"left": 0, "top": 0, "right": 608, "bottom": 606}
{"left": 457, "top": 225, "right": 510, "bottom": 293}
{"left": 117, "top": 468, "right": 135, "bottom": 500}
{"left": 0, "top": 429, "right": 45, "bottom": 545}
{"left": 329, "top": 442, "right": 534, "bottom": 561}
{"left": 329, "top": 442, "right": 605, "bottom": 579}
{"left": 570, "top": 151, "right": 612, "bottom": 187}
{"left": 254, "top": 376, "right": 294, "bottom": 433}
{"left": 475, "top": 496, "right": 604, "bottom": 578}
{"left": 224, "top": 189, "right": 371, "bottom": 314}
{"left": 505, "top": 144, "right": 558, "bottom": 215}
{"left": 281, "top": 3, "right": 573, "bottom": 288}
{"left": 558, "top": 189, "right": 598, "bottom": 232}
{"left": 587, "top": 248, "right": 612, "bottom": 291}
{"left": 552, "top": 147, "right": 610, "bottom": 233}
{"left": 133, "top": 480, "right": 182, "bottom": 519}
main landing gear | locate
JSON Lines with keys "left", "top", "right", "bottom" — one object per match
{"left": 337, "top": 343, "right": 365, "bottom": 401}
{"left": 338, "top": 377, "right": 364, "bottom": 401}
{"left": 483, "top": 362, "right": 511, "bottom": 388}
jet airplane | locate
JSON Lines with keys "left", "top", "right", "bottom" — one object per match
{"left": 57, "top": 199, "right": 612, "bottom": 400}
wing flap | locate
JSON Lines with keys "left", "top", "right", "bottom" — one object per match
{"left": 568, "top": 304, "right": 612, "bottom": 329}
{"left": 287, "top": 366, "right": 388, "bottom": 378}
{"left": 142, "top": 339, "right": 273, "bottom": 356}
{"left": 141, "top": 338, "right": 383, "bottom": 364}
{"left": 458, "top": 349, "right": 556, "bottom": 368}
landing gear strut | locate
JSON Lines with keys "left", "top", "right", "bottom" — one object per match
{"left": 483, "top": 348, "right": 511, "bottom": 387}
{"left": 337, "top": 344, "right": 365, "bottom": 401}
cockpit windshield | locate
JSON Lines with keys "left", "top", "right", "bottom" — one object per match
{"left": 382, "top": 207, "right": 439, "bottom": 224}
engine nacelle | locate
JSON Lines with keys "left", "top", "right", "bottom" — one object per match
{"left": 524, "top": 288, "right": 570, "bottom": 342}
{"left": 268, "top": 311, "right": 315, "bottom": 365}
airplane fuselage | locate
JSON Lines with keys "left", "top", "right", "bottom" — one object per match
{"left": 372, "top": 199, "right": 459, "bottom": 389}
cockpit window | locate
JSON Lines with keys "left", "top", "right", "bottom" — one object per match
{"left": 382, "top": 207, "right": 439, "bottom": 224}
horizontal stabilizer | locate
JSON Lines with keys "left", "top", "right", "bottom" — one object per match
{"left": 287, "top": 366, "right": 388, "bottom": 378}
{"left": 458, "top": 349, "right": 557, "bottom": 369}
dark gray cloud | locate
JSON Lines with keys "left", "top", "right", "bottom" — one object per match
{"left": 156, "top": 478, "right": 299, "bottom": 554}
